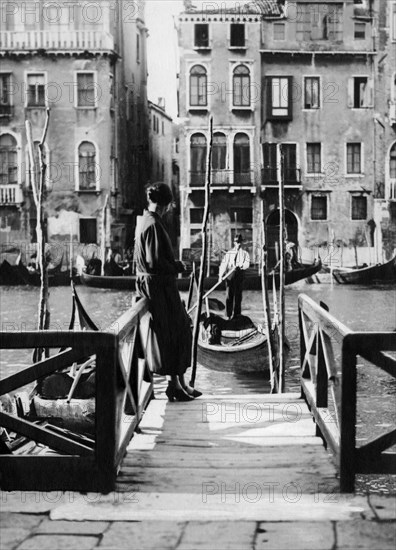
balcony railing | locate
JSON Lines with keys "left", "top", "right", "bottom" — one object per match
{"left": 261, "top": 167, "right": 301, "bottom": 186}
{"left": 189, "top": 170, "right": 255, "bottom": 188}
{"left": 0, "top": 104, "right": 13, "bottom": 117}
{"left": 387, "top": 179, "right": 396, "bottom": 201}
{"left": 0, "top": 30, "right": 115, "bottom": 52}
{"left": 0, "top": 185, "right": 23, "bottom": 205}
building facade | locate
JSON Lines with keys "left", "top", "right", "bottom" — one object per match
{"left": 0, "top": 0, "right": 149, "bottom": 259}
{"left": 177, "top": 0, "right": 395, "bottom": 267}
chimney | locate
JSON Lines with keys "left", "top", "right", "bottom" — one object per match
{"left": 158, "top": 97, "right": 165, "bottom": 110}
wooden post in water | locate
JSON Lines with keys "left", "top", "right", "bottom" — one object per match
{"left": 260, "top": 200, "right": 278, "bottom": 393}
{"left": 100, "top": 195, "right": 109, "bottom": 275}
{"left": 26, "top": 109, "right": 50, "bottom": 360}
{"left": 278, "top": 145, "right": 286, "bottom": 393}
{"left": 190, "top": 117, "right": 213, "bottom": 387}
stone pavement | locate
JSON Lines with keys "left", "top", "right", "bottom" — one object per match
{"left": 1, "top": 492, "right": 395, "bottom": 549}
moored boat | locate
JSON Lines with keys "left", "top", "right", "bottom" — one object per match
{"left": 197, "top": 314, "right": 268, "bottom": 372}
{"left": 332, "top": 255, "right": 396, "bottom": 285}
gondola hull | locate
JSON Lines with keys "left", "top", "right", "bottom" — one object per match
{"left": 80, "top": 260, "right": 322, "bottom": 291}
{"left": 332, "top": 256, "right": 396, "bottom": 284}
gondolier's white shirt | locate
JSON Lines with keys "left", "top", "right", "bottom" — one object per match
{"left": 219, "top": 246, "right": 250, "bottom": 279}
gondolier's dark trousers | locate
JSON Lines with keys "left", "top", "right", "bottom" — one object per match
{"left": 225, "top": 269, "right": 244, "bottom": 318}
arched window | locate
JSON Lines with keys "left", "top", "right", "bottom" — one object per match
{"left": 233, "top": 65, "right": 250, "bottom": 107}
{"left": 190, "top": 133, "right": 207, "bottom": 186}
{"left": 390, "top": 143, "right": 396, "bottom": 179}
{"left": 233, "top": 133, "right": 250, "bottom": 185}
{"left": 212, "top": 133, "right": 227, "bottom": 170}
{"left": 190, "top": 65, "right": 207, "bottom": 107}
{"left": 78, "top": 142, "right": 97, "bottom": 190}
{"left": 0, "top": 134, "right": 17, "bottom": 185}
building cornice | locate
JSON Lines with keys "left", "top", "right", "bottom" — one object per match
{"left": 260, "top": 49, "right": 376, "bottom": 56}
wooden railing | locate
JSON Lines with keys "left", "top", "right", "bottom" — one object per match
{"left": 299, "top": 294, "right": 396, "bottom": 492}
{"left": 0, "top": 297, "right": 153, "bottom": 493}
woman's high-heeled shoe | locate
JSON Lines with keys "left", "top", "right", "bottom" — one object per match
{"left": 184, "top": 387, "right": 202, "bottom": 398}
{"left": 165, "top": 385, "right": 194, "bottom": 402}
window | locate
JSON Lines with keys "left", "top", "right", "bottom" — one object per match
{"left": 27, "top": 73, "right": 45, "bottom": 107}
{"left": 230, "top": 23, "right": 245, "bottom": 47}
{"left": 233, "top": 65, "right": 250, "bottom": 107}
{"left": 354, "top": 22, "right": 366, "bottom": 39}
{"left": 78, "top": 142, "right": 97, "bottom": 190}
{"left": 190, "top": 133, "right": 207, "bottom": 186}
{"left": 311, "top": 195, "right": 327, "bottom": 220}
{"left": 190, "top": 229, "right": 202, "bottom": 248}
{"left": 351, "top": 196, "right": 367, "bottom": 220}
{"left": 0, "top": 74, "right": 12, "bottom": 115}
{"left": 80, "top": 218, "right": 97, "bottom": 244}
{"left": 307, "top": 143, "right": 321, "bottom": 174}
{"left": 348, "top": 77, "right": 372, "bottom": 108}
{"left": 296, "top": 3, "right": 343, "bottom": 41}
{"left": 77, "top": 72, "right": 96, "bottom": 108}
{"left": 230, "top": 207, "right": 252, "bottom": 224}
{"left": 282, "top": 144, "right": 299, "bottom": 183}
{"left": 136, "top": 34, "right": 140, "bottom": 62}
{"left": 390, "top": 143, "right": 396, "bottom": 179}
{"left": 304, "top": 77, "right": 320, "bottom": 109}
{"left": 347, "top": 143, "right": 362, "bottom": 174}
{"left": 233, "top": 133, "right": 250, "bottom": 185}
{"left": 194, "top": 24, "right": 209, "bottom": 48}
{"left": 190, "top": 208, "right": 204, "bottom": 224}
{"left": 273, "top": 22, "right": 285, "bottom": 40}
{"left": 212, "top": 133, "right": 227, "bottom": 171}
{"left": 266, "top": 76, "right": 292, "bottom": 120}
{"left": 392, "top": 3, "right": 396, "bottom": 41}
{"left": 262, "top": 143, "right": 278, "bottom": 183}
{"left": 0, "top": 134, "right": 18, "bottom": 185}
{"left": 190, "top": 65, "right": 207, "bottom": 107}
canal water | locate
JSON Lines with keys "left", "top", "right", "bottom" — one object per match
{"left": 1, "top": 281, "right": 395, "bottom": 494}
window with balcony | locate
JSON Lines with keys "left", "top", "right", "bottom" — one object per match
{"left": 77, "top": 72, "right": 96, "bottom": 108}
{"left": 233, "top": 133, "right": 250, "bottom": 185}
{"left": 304, "top": 77, "right": 320, "bottom": 109}
{"left": 273, "top": 22, "right": 285, "bottom": 40}
{"left": 390, "top": 143, "right": 396, "bottom": 179}
{"left": 190, "top": 133, "right": 207, "bottom": 186}
{"left": 0, "top": 134, "right": 17, "bottom": 186}
{"left": 282, "top": 144, "right": 299, "bottom": 184}
{"left": 27, "top": 73, "right": 45, "bottom": 107}
{"left": 0, "top": 74, "right": 12, "bottom": 116}
{"left": 230, "top": 24, "right": 245, "bottom": 47}
{"left": 354, "top": 22, "right": 366, "bottom": 39}
{"left": 347, "top": 143, "right": 362, "bottom": 174}
{"left": 351, "top": 195, "right": 367, "bottom": 220}
{"left": 348, "top": 77, "right": 372, "bottom": 108}
{"left": 262, "top": 143, "right": 278, "bottom": 184}
{"left": 266, "top": 76, "right": 292, "bottom": 120}
{"left": 311, "top": 195, "right": 327, "bottom": 221}
{"left": 233, "top": 65, "right": 250, "bottom": 107}
{"left": 194, "top": 24, "right": 209, "bottom": 48}
{"left": 306, "top": 143, "right": 322, "bottom": 174}
{"left": 296, "top": 3, "right": 343, "bottom": 42}
{"left": 190, "top": 65, "right": 207, "bottom": 107}
{"left": 78, "top": 142, "right": 97, "bottom": 191}
{"left": 212, "top": 133, "right": 227, "bottom": 170}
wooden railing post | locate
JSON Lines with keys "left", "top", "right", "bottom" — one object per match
{"left": 315, "top": 329, "right": 328, "bottom": 438}
{"left": 339, "top": 335, "right": 357, "bottom": 492}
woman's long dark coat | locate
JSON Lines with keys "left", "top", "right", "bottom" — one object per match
{"left": 135, "top": 210, "right": 192, "bottom": 376}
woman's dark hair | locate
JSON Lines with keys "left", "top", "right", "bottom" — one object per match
{"left": 145, "top": 182, "right": 173, "bottom": 207}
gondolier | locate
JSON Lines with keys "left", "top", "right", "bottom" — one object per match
{"left": 219, "top": 234, "right": 250, "bottom": 319}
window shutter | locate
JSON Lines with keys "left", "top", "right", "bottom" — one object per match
{"left": 265, "top": 77, "right": 272, "bottom": 119}
{"left": 287, "top": 76, "right": 293, "bottom": 119}
{"left": 366, "top": 78, "right": 374, "bottom": 107}
{"left": 347, "top": 78, "right": 354, "bottom": 108}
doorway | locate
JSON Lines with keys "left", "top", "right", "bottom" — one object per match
{"left": 266, "top": 209, "right": 298, "bottom": 268}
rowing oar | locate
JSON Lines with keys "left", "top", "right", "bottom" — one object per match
{"left": 190, "top": 117, "right": 213, "bottom": 387}
{"left": 187, "top": 266, "right": 236, "bottom": 315}
{"left": 231, "top": 328, "right": 258, "bottom": 346}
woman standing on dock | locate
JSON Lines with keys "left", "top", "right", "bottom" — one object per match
{"left": 135, "top": 182, "right": 201, "bottom": 401}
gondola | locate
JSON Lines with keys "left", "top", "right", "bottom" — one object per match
{"left": 0, "top": 257, "right": 71, "bottom": 286}
{"left": 197, "top": 313, "right": 268, "bottom": 372}
{"left": 79, "top": 259, "right": 322, "bottom": 291}
{"left": 332, "top": 255, "right": 396, "bottom": 285}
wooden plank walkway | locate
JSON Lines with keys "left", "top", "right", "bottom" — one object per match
{"left": 49, "top": 387, "right": 369, "bottom": 522}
